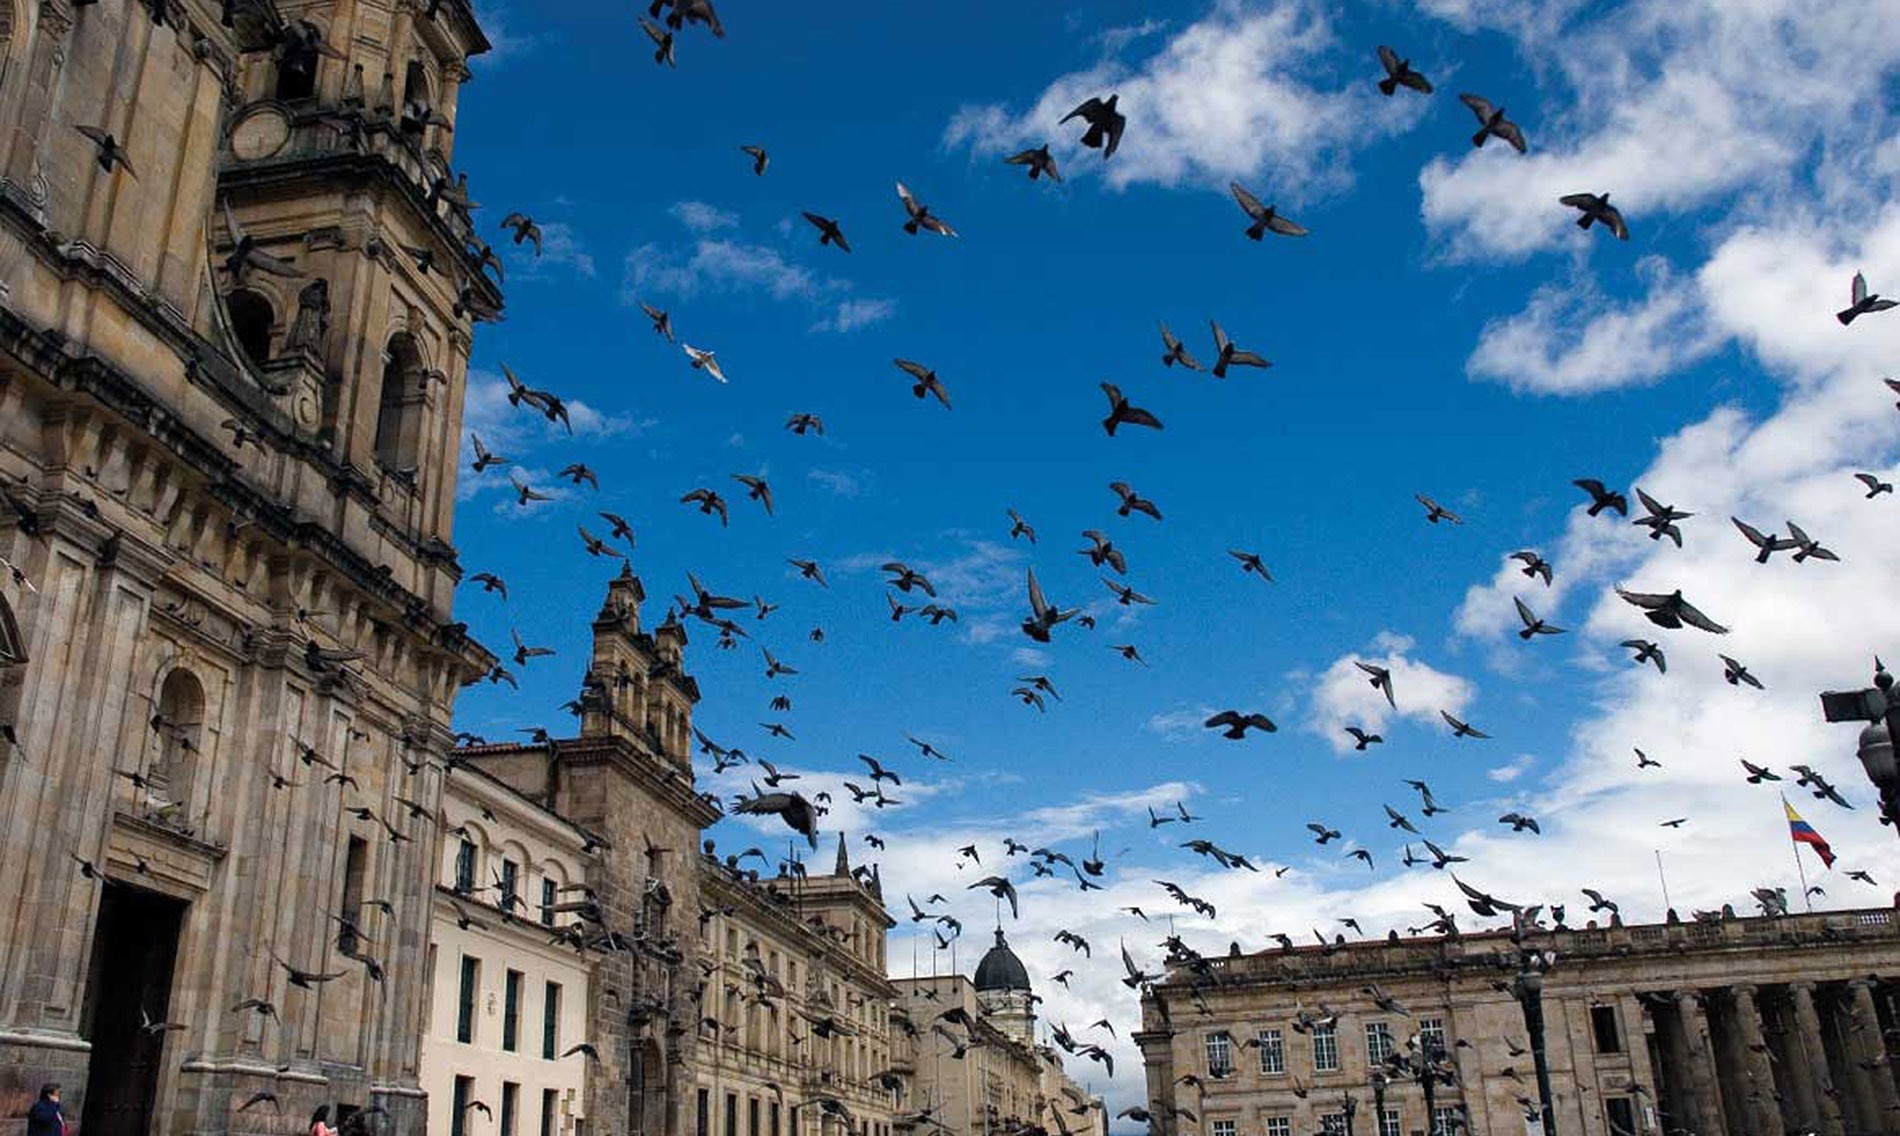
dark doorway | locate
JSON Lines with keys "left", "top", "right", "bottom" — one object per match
{"left": 80, "top": 882, "right": 187, "bottom": 1136}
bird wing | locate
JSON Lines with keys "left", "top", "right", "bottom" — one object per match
{"left": 1558, "top": 193, "right": 1597, "bottom": 210}
{"left": 1060, "top": 97, "right": 1103, "bottom": 124}
{"left": 1494, "top": 121, "right": 1528, "bottom": 152}
{"left": 1265, "top": 214, "right": 1308, "bottom": 237}
{"left": 1228, "top": 181, "right": 1266, "bottom": 220}
{"left": 1513, "top": 596, "right": 1538, "bottom": 627}
{"left": 894, "top": 181, "right": 920, "bottom": 216}
{"left": 1377, "top": 45, "right": 1401, "bottom": 74}
{"left": 1459, "top": 92, "right": 1497, "bottom": 121}
{"left": 1675, "top": 596, "right": 1728, "bottom": 634}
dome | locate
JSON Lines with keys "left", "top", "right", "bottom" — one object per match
{"left": 973, "top": 929, "right": 1032, "bottom": 993}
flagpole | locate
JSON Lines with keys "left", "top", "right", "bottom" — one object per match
{"left": 1783, "top": 794, "right": 1814, "bottom": 913}
{"left": 1654, "top": 849, "right": 1672, "bottom": 913}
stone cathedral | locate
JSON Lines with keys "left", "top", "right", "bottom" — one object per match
{"left": 0, "top": 1, "right": 501, "bottom": 1133}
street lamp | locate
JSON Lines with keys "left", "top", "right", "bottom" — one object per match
{"left": 1512, "top": 948, "right": 1558, "bottom": 1136}
{"left": 1818, "top": 658, "right": 1900, "bottom": 829}
{"left": 1338, "top": 1090, "right": 1357, "bottom": 1136}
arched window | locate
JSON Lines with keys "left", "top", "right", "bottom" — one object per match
{"left": 151, "top": 670, "right": 205, "bottom": 817}
{"left": 227, "top": 289, "right": 274, "bottom": 368}
{"left": 373, "top": 333, "right": 424, "bottom": 477}
{"left": 402, "top": 59, "right": 431, "bottom": 111}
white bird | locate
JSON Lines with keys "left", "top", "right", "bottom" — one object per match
{"left": 683, "top": 344, "right": 726, "bottom": 383}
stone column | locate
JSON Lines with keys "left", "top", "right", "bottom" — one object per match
{"left": 1730, "top": 985, "right": 1785, "bottom": 1136}
{"left": 1790, "top": 983, "right": 1847, "bottom": 1136}
{"left": 1847, "top": 979, "right": 1900, "bottom": 1131}
{"left": 1768, "top": 989, "right": 1820, "bottom": 1135}
{"left": 1678, "top": 991, "right": 1730, "bottom": 1136}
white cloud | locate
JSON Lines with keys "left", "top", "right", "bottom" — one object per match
{"left": 806, "top": 468, "right": 868, "bottom": 498}
{"left": 1466, "top": 257, "right": 1722, "bottom": 395}
{"left": 1145, "top": 706, "right": 1214, "bottom": 742}
{"left": 456, "top": 369, "right": 649, "bottom": 503}
{"left": 943, "top": 0, "right": 1419, "bottom": 195}
{"left": 812, "top": 297, "right": 898, "bottom": 334}
{"left": 669, "top": 200, "right": 740, "bottom": 233}
{"left": 1306, "top": 632, "right": 1477, "bottom": 752}
{"left": 1488, "top": 754, "right": 1537, "bottom": 783}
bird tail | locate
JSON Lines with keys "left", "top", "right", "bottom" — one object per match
{"left": 1575, "top": 214, "right": 1594, "bottom": 230}
{"left": 1837, "top": 308, "right": 1857, "bottom": 325}
{"left": 1246, "top": 223, "right": 1265, "bottom": 241}
{"left": 1160, "top": 353, "right": 1175, "bottom": 366}
{"left": 1102, "top": 416, "right": 1119, "bottom": 437}
{"left": 1378, "top": 77, "right": 1399, "bottom": 96}
{"left": 1472, "top": 129, "right": 1489, "bottom": 149}
{"left": 904, "top": 219, "right": 921, "bottom": 236}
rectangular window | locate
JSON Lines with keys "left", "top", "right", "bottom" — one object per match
{"left": 1605, "top": 1098, "right": 1636, "bottom": 1136}
{"left": 1591, "top": 1004, "right": 1623, "bottom": 1054}
{"left": 1418, "top": 1016, "right": 1446, "bottom": 1056}
{"left": 1379, "top": 1110, "right": 1401, "bottom": 1136}
{"left": 452, "top": 1076, "right": 474, "bottom": 1136}
{"left": 1320, "top": 1114, "right": 1345, "bottom": 1136}
{"left": 1204, "top": 1031, "right": 1234, "bottom": 1078}
{"left": 1258, "top": 1028, "right": 1285, "bottom": 1074}
{"left": 696, "top": 1090, "right": 710, "bottom": 1136}
{"left": 542, "top": 878, "right": 558, "bottom": 927}
{"left": 1211, "top": 1121, "right": 1236, "bottom": 1136}
{"left": 541, "top": 1089, "right": 558, "bottom": 1136}
{"left": 749, "top": 1097, "right": 760, "bottom": 1136}
{"left": 501, "top": 859, "right": 520, "bottom": 912}
{"left": 725, "top": 1093, "right": 738, "bottom": 1136}
{"left": 1264, "top": 1121, "right": 1291, "bottom": 1136}
{"left": 500, "top": 1082, "right": 519, "bottom": 1136}
{"left": 456, "top": 956, "right": 480, "bottom": 1043}
{"left": 769, "top": 1102, "right": 780, "bottom": 1136}
{"left": 1431, "top": 1107, "right": 1462, "bottom": 1136}
{"left": 544, "top": 981, "right": 562, "bottom": 1059}
{"left": 1312, "top": 1022, "right": 1339, "bottom": 1072}
{"left": 339, "top": 836, "right": 368, "bottom": 955}
{"left": 1365, "top": 1021, "right": 1394, "bottom": 1066}
{"left": 455, "top": 839, "right": 476, "bottom": 894}
{"left": 502, "top": 969, "right": 523, "bottom": 1051}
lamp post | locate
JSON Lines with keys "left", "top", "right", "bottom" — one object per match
{"left": 1512, "top": 949, "right": 1558, "bottom": 1136}
{"left": 1370, "top": 1072, "right": 1388, "bottom": 1136}
{"left": 1338, "top": 1090, "right": 1357, "bottom": 1136}
{"left": 1818, "top": 658, "right": 1900, "bottom": 829}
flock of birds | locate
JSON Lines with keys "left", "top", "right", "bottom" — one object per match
{"left": 408, "top": 9, "right": 1900, "bottom": 1128}
{"left": 37, "top": 3, "right": 1900, "bottom": 1132}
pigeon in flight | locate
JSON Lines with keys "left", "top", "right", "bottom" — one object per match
{"left": 640, "top": 302, "right": 676, "bottom": 341}
{"left": 1007, "top": 509, "right": 1037, "bottom": 544}
{"left": 1004, "top": 144, "right": 1062, "bottom": 182}
{"left": 1158, "top": 323, "right": 1203, "bottom": 370}
{"left": 1375, "top": 46, "right": 1433, "bottom": 96}
{"left": 1838, "top": 271, "right": 1897, "bottom": 325}
{"left": 1109, "top": 481, "right": 1161, "bottom": 520}
{"left": 1511, "top": 551, "right": 1552, "bottom": 585}
{"left": 683, "top": 343, "right": 727, "bottom": 383}
{"left": 1513, "top": 597, "right": 1564, "bottom": 639}
{"left": 1459, "top": 93, "right": 1527, "bottom": 152}
{"left": 803, "top": 212, "right": 851, "bottom": 252}
{"left": 893, "top": 359, "right": 952, "bottom": 408}
{"left": 1634, "top": 748, "right": 1661, "bottom": 769}
{"left": 637, "top": 15, "right": 676, "bottom": 63}
{"left": 1498, "top": 812, "right": 1541, "bottom": 834}
{"left": 1356, "top": 661, "right": 1395, "bottom": 707}
{"left": 1853, "top": 472, "right": 1893, "bottom": 498}
{"left": 76, "top": 124, "right": 138, "bottom": 178}
{"left": 1100, "top": 383, "right": 1163, "bottom": 436}
{"left": 1229, "top": 550, "right": 1272, "bottom": 582}
{"left": 1740, "top": 759, "right": 1780, "bottom": 784}
{"left": 1210, "top": 321, "right": 1271, "bottom": 377}
{"left": 1785, "top": 521, "right": 1838, "bottom": 563}
{"left": 1229, "top": 183, "right": 1308, "bottom": 241}
{"left": 1615, "top": 587, "right": 1728, "bottom": 633}
{"left": 1416, "top": 494, "right": 1462, "bottom": 524}
{"left": 1061, "top": 94, "right": 1125, "bottom": 158}
{"left": 1345, "top": 727, "right": 1382, "bottom": 750}
{"left": 1205, "top": 711, "right": 1275, "bottom": 739}
{"left": 1573, "top": 478, "right": 1628, "bottom": 517}
{"left": 1719, "top": 654, "right": 1764, "bottom": 690}
{"left": 1620, "top": 639, "right": 1667, "bottom": 673}
{"left": 1733, "top": 517, "right": 1798, "bottom": 564}
{"left": 1632, "top": 488, "right": 1692, "bottom": 546}
{"left": 1560, "top": 193, "right": 1629, "bottom": 240}
{"left": 1020, "top": 569, "right": 1077, "bottom": 643}
{"left": 500, "top": 212, "right": 543, "bottom": 255}
{"left": 740, "top": 144, "right": 768, "bottom": 175}
{"left": 1440, "top": 711, "right": 1489, "bottom": 739}
{"left": 895, "top": 182, "right": 957, "bottom": 237}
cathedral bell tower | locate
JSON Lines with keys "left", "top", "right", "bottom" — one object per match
{"left": 217, "top": 0, "right": 503, "bottom": 620}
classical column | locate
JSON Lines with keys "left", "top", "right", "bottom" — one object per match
{"left": 1768, "top": 989, "right": 1820, "bottom": 1135}
{"left": 1677, "top": 991, "right": 1730, "bottom": 1136}
{"left": 1730, "top": 985, "right": 1785, "bottom": 1136}
{"left": 1846, "top": 979, "right": 1900, "bottom": 1131}
{"left": 1789, "top": 983, "right": 1847, "bottom": 1136}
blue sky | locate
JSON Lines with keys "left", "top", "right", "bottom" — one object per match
{"left": 443, "top": 0, "right": 1900, "bottom": 1105}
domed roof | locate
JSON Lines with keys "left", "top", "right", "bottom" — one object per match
{"left": 973, "top": 929, "right": 1031, "bottom": 993}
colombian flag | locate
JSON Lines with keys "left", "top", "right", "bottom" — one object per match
{"left": 1784, "top": 798, "right": 1836, "bottom": 868}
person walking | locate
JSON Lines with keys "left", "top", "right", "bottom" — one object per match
{"left": 309, "top": 1104, "right": 338, "bottom": 1136}
{"left": 25, "top": 1084, "right": 65, "bottom": 1136}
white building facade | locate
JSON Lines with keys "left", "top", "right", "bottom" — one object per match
{"left": 421, "top": 765, "right": 597, "bottom": 1136}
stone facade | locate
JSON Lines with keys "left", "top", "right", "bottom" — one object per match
{"left": 0, "top": 1, "right": 500, "bottom": 1133}
{"left": 1135, "top": 907, "right": 1900, "bottom": 1136}
{"left": 418, "top": 765, "right": 595, "bottom": 1136}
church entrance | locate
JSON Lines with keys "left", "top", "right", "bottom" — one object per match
{"left": 79, "top": 882, "right": 186, "bottom": 1136}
